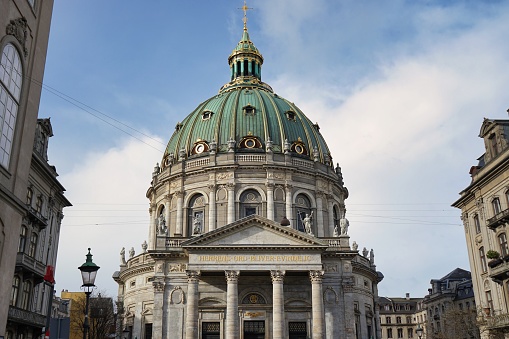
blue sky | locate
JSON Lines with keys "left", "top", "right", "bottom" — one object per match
{"left": 40, "top": 1, "right": 509, "bottom": 299}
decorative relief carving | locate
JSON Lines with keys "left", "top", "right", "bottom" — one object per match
{"left": 170, "top": 182, "right": 179, "bottom": 189}
{"left": 270, "top": 270, "right": 286, "bottom": 283}
{"left": 186, "top": 270, "right": 201, "bottom": 283}
{"left": 169, "top": 263, "right": 187, "bottom": 272}
{"left": 309, "top": 270, "right": 324, "bottom": 283}
{"left": 170, "top": 286, "right": 185, "bottom": 304}
{"left": 155, "top": 263, "right": 164, "bottom": 274}
{"left": 217, "top": 172, "right": 234, "bottom": 180}
{"left": 268, "top": 172, "right": 285, "bottom": 180}
{"left": 324, "top": 286, "right": 339, "bottom": 304}
{"left": 324, "top": 264, "right": 337, "bottom": 273}
{"left": 226, "top": 182, "right": 236, "bottom": 190}
{"left": 6, "top": 17, "right": 28, "bottom": 56}
{"left": 152, "top": 280, "right": 165, "bottom": 293}
{"left": 207, "top": 184, "right": 216, "bottom": 192}
{"left": 265, "top": 182, "right": 275, "bottom": 189}
{"left": 225, "top": 270, "right": 240, "bottom": 283}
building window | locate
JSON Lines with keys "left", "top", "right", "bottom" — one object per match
{"left": 295, "top": 194, "right": 312, "bottom": 233}
{"left": 243, "top": 105, "right": 256, "bottom": 115}
{"left": 499, "top": 233, "right": 509, "bottom": 257}
{"left": 202, "top": 322, "right": 220, "bottom": 339}
{"left": 506, "top": 190, "right": 509, "bottom": 208}
{"left": 384, "top": 304, "right": 390, "bottom": 311}
{"left": 408, "top": 328, "right": 413, "bottom": 338}
{"left": 480, "top": 246, "right": 488, "bottom": 273}
{"left": 396, "top": 316, "right": 402, "bottom": 324}
{"left": 406, "top": 316, "right": 411, "bottom": 324}
{"left": 20, "top": 280, "right": 31, "bottom": 309}
{"left": 0, "top": 43, "right": 23, "bottom": 168}
{"left": 10, "top": 276, "right": 20, "bottom": 306}
{"left": 387, "top": 328, "right": 393, "bottom": 338}
{"left": 36, "top": 196, "right": 43, "bottom": 214}
{"left": 18, "top": 226, "right": 27, "bottom": 253}
{"left": 240, "top": 189, "right": 262, "bottom": 218}
{"left": 201, "top": 110, "right": 213, "bottom": 120}
{"left": 26, "top": 188, "right": 33, "bottom": 206}
{"left": 188, "top": 194, "right": 205, "bottom": 235}
{"left": 493, "top": 197, "right": 502, "bottom": 215}
{"left": 386, "top": 316, "right": 391, "bottom": 324}
{"left": 397, "top": 328, "right": 403, "bottom": 338}
{"left": 474, "top": 214, "right": 481, "bottom": 233}
{"left": 27, "top": 0, "right": 35, "bottom": 8}
{"left": 486, "top": 290, "right": 494, "bottom": 313}
{"left": 489, "top": 134, "right": 498, "bottom": 157}
{"left": 28, "top": 233, "right": 37, "bottom": 257}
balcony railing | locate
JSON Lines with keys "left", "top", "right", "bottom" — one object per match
{"left": 15, "top": 252, "right": 46, "bottom": 281}
{"left": 487, "top": 208, "right": 509, "bottom": 230}
{"left": 489, "top": 258, "right": 509, "bottom": 283}
{"left": 27, "top": 206, "right": 48, "bottom": 229}
{"left": 484, "top": 312, "right": 509, "bottom": 330}
{"left": 8, "top": 306, "right": 46, "bottom": 327}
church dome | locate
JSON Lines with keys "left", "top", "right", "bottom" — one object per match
{"left": 161, "top": 26, "right": 333, "bottom": 168}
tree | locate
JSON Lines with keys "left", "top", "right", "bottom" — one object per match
{"left": 426, "top": 307, "right": 481, "bottom": 339}
{"left": 69, "top": 291, "right": 116, "bottom": 339}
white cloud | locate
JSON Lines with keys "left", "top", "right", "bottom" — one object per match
{"left": 54, "top": 137, "right": 161, "bottom": 296}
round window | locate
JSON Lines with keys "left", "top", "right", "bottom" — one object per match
{"left": 196, "top": 144, "right": 205, "bottom": 154}
{"left": 245, "top": 139, "right": 256, "bottom": 148}
{"left": 295, "top": 144, "right": 304, "bottom": 154}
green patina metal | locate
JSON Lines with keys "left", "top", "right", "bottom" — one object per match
{"left": 163, "top": 24, "right": 332, "bottom": 164}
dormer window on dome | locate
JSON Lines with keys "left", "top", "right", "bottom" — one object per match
{"left": 291, "top": 138, "right": 308, "bottom": 155}
{"left": 191, "top": 140, "right": 210, "bottom": 155}
{"left": 175, "top": 122, "right": 183, "bottom": 131}
{"left": 285, "top": 111, "right": 296, "bottom": 121}
{"left": 202, "top": 111, "right": 213, "bottom": 120}
{"left": 243, "top": 104, "right": 256, "bottom": 116}
{"left": 239, "top": 135, "right": 262, "bottom": 149}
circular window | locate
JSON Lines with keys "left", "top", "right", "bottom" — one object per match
{"left": 249, "top": 294, "right": 259, "bottom": 304}
{"left": 196, "top": 144, "right": 205, "bottom": 154}
{"left": 245, "top": 138, "right": 256, "bottom": 148}
{"left": 295, "top": 144, "right": 304, "bottom": 154}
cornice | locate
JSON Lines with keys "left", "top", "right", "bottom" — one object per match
{"left": 119, "top": 264, "right": 155, "bottom": 281}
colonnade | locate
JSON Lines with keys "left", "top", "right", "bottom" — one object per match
{"left": 185, "top": 269, "right": 325, "bottom": 339}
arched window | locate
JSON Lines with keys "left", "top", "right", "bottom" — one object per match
{"left": 479, "top": 246, "right": 487, "bottom": 273}
{"left": 295, "top": 194, "right": 311, "bottom": 232}
{"left": 10, "top": 276, "right": 20, "bottom": 306}
{"left": 0, "top": 43, "right": 23, "bottom": 168}
{"left": 26, "top": 187, "right": 33, "bottom": 206}
{"left": 21, "top": 280, "right": 31, "bottom": 309}
{"left": 493, "top": 197, "right": 501, "bottom": 215}
{"left": 28, "top": 232, "right": 38, "bottom": 258}
{"left": 240, "top": 189, "right": 261, "bottom": 218}
{"left": 333, "top": 205, "right": 340, "bottom": 227}
{"left": 18, "top": 226, "right": 27, "bottom": 253}
{"left": 188, "top": 194, "right": 205, "bottom": 235}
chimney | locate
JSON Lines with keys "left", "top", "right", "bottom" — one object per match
{"left": 406, "top": 293, "right": 410, "bottom": 300}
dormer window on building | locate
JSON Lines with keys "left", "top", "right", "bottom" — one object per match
{"left": 243, "top": 104, "right": 256, "bottom": 115}
{"left": 202, "top": 111, "right": 213, "bottom": 120}
{"left": 489, "top": 133, "right": 498, "bottom": 158}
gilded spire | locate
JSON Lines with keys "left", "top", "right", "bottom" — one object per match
{"left": 240, "top": 1, "right": 253, "bottom": 31}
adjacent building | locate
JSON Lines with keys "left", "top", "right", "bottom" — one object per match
{"left": 114, "top": 14, "right": 383, "bottom": 339}
{"left": 379, "top": 294, "right": 423, "bottom": 339}
{"left": 0, "top": 0, "right": 56, "bottom": 334}
{"left": 452, "top": 114, "right": 509, "bottom": 338}
{"left": 6, "top": 119, "right": 70, "bottom": 339}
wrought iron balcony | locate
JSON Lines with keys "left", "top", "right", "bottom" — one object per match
{"left": 27, "top": 206, "right": 48, "bottom": 229}
{"left": 15, "top": 252, "right": 46, "bottom": 283}
{"left": 487, "top": 208, "right": 509, "bottom": 230}
{"left": 8, "top": 306, "right": 46, "bottom": 327}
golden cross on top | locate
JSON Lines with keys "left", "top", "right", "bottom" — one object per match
{"left": 239, "top": 0, "right": 253, "bottom": 30}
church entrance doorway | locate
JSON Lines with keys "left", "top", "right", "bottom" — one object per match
{"left": 201, "top": 322, "right": 220, "bottom": 339}
{"left": 289, "top": 322, "right": 307, "bottom": 339}
{"left": 243, "top": 320, "right": 265, "bottom": 339}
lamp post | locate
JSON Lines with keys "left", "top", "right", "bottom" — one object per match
{"left": 416, "top": 324, "right": 424, "bottom": 339}
{"left": 78, "top": 248, "right": 100, "bottom": 339}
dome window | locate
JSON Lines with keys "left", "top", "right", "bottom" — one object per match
{"left": 175, "top": 122, "right": 183, "bottom": 131}
{"left": 291, "top": 138, "right": 308, "bottom": 155}
{"left": 191, "top": 141, "right": 210, "bottom": 155}
{"left": 285, "top": 111, "right": 296, "bottom": 121}
{"left": 202, "top": 110, "right": 213, "bottom": 120}
{"left": 239, "top": 136, "right": 262, "bottom": 149}
{"left": 243, "top": 104, "right": 256, "bottom": 116}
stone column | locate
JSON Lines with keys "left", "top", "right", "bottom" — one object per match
{"left": 227, "top": 183, "right": 235, "bottom": 224}
{"left": 148, "top": 203, "right": 156, "bottom": 250}
{"left": 152, "top": 278, "right": 165, "bottom": 339}
{"left": 185, "top": 270, "right": 200, "bottom": 339}
{"left": 316, "top": 192, "right": 324, "bottom": 237}
{"left": 208, "top": 184, "right": 216, "bottom": 231}
{"left": 165, "top": 196, "right": 171, "bottom": 235}
{"left": 266, "top": 183, "right": 274, "bottom": 221}
{"left": 225, "top": 271, "right": 240, "bottom": 339}
{"left": 175, "top": 191, "right": 183, "bottom": 236}
{"left": 285, "top": 183, "right": 293, "bottom": 226}
{"left": 310, "top": 270, "right": 325, "bottom": 339}
{"left": 271, "top": 270, "right": 286, "bottom": 339}
{"left": 327, "top": 196, "right": 335, "bottom": 236}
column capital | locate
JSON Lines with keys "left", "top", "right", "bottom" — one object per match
{"left": 207, "top": 183, "right": 216, "bottom": 191}
{"left": 265, "top": 182, "right": 275, "bottom": 189}
{"left": 225, "top": 270, "right": 240, "bottom": 283}
{"left": 174, "top": 190, "right": 184, "bottom": 198}
{"left": 226, "top": 182, "right": 236, "bottom": 190}
{"left": 309, "top": 270, "right": 324, "bottom": 283}
{"left": 186, "top": 270, "right": 201, "bottom": 282}
{"left": 152, "top": 279, "right": 165, "bottom": 293}
{"left": 284, "top": 183, "right": 293, "bottom": 190}
{"left": 270, "top": 270, "right": 286, "bottom": 283}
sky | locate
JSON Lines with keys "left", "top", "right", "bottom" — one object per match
{"left": 38, "top": 0, "right": 509, "bottom": 299}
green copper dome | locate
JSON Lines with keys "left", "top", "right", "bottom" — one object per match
{"left": 162, "top": 27, "right": 333, "bottom": 168}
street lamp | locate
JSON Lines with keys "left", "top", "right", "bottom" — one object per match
{"left": 78, "top": 248, "right": 100, "bottom": 339}
{"left": 416, "top": 324, "right": 424, "bottom": 339}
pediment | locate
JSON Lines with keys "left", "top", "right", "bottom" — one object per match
{"left": 182, "top": 215, "right": 326, "bottom": 248}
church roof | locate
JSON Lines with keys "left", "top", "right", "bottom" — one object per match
{"left": 162, "top": 23, "right": 333, "bottom": 167}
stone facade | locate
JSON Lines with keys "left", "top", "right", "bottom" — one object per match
{"left": 0, "top": 0, "right": 56, "bottom": 335}
{"left": 114, "top": 14, "right": 383, "bottom": 339}
{"left": 453, "top": 115, "right": 509, "bottom": 338}
{"left": 379, "top": 295, "right": 423, "bottom": 339}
